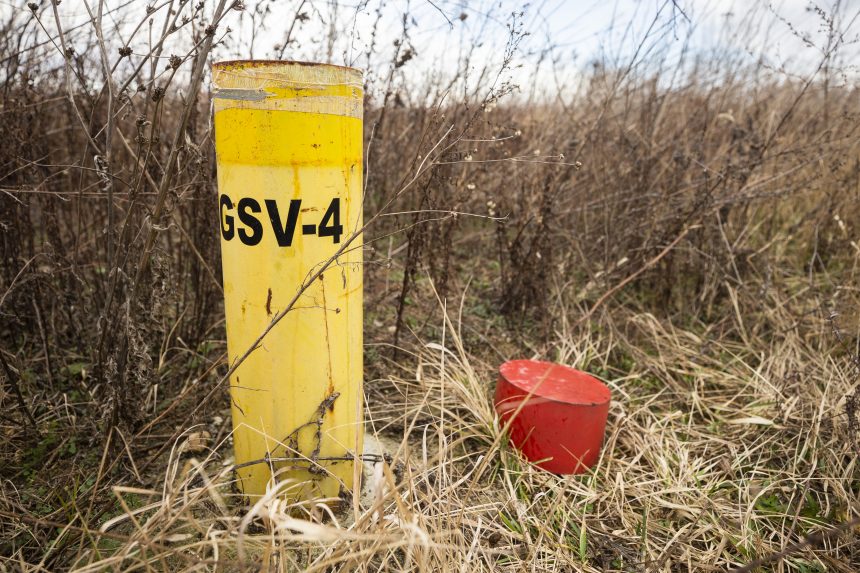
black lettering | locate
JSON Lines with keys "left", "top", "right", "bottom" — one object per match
{"left": 219, "top": 194, "right": 234, "bottom": 241}
{"left": 318, "top": 198, "right": 343, "bottom": 244}
{"left": 238, "top": 197, "right": 263, "bottom": 246}
{"left": 265, "top": 199, "right": 301, "bottom": 247}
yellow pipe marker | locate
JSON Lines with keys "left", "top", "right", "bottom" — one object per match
{"left": 212, "top": 60, "right": 363, "bottom": 499}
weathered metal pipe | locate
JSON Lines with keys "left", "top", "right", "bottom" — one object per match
{"left": 213, "top": 60, "right": 364, "bottom": 499}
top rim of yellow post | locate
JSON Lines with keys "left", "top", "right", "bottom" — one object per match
{"left": 213, "top": 59, "right": 362, "bottom": 82}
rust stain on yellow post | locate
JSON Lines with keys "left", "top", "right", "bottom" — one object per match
{"left": 212, "top": 60, "right": 363, "bottom": 499}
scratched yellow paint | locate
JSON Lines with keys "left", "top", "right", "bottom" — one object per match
{"left": 212, "top": 61, "right": 363, "bottom": 499}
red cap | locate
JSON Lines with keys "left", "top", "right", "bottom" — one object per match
{"left": 494, "top": 360, "right": 610, "bottom": 474}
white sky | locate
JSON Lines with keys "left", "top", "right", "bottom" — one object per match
{"left": 5, "top": 0, "right": 860, "bottom": 101}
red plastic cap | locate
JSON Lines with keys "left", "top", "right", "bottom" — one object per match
{"left": 494, "top": 360, "right": 611, "bottom": 474}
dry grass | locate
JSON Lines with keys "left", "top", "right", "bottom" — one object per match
{"left": 11, "top": 299, "right": 857, "bottom": 571}
{"left": 2, "top": 0, "right": 860, "bottom": 571}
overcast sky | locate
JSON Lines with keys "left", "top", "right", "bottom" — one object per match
{"left": 5, "top": 0, "right": 860, "bottom": 99}
{"left": 222, "top": 0, "right": 860, "bottom": 98}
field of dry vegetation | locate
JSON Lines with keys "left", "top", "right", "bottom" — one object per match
{"left": 2, "top": 0, "right": 860, "bottom": 571}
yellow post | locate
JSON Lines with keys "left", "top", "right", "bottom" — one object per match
{"left": 212, "top": 60, "right": 363, "bottom": 499}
